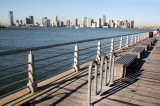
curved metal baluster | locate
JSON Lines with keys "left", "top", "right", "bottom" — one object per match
{"left": 87, "top": 60, "right": 98, "bottom": 106}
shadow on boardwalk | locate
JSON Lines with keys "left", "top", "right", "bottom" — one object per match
{"left": 21, "top": 44, "right": 155, "bottom": 106}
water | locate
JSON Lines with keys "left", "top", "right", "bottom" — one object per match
{"left": 0, "top": 27, "right": 154, "bottom": 96}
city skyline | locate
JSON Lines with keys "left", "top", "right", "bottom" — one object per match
{"left": 7, "top": 11, "right": 134, "bottom": 29}
{"left": 0, "top": 0, "right": 160, "bottom": 26}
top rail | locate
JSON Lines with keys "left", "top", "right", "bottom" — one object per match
{"left": 0, "top": 32, "right": 148, "bottom": 56}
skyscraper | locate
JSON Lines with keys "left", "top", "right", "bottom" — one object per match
{"left": 117, "top": 20, "right": 120, "bottom": 27}
{"left": 109, "top": 19, "right": 115, "bottom": 28}
{"left": 16, "top": 20, "right": 19, "bottom": 24}
{"left": 101, "top": 15, "right": 106, "bottom": 26}
{"left": 74, "top": 18, "right": 78, "bottom": 27}
{"left": 55, "top": 16, "right": 58, "bottom": 22}
{"left": 82, "top": 17, "right": 87, "bottom": 27}
{"left": 47, "top": 19, "right": 50, "bottom": 27}
{"left": 20, "top": 20, "right": 23, "bottom": 25}
{"left": 42, "top": 17, "right": 47, "bottom": 26}
{"left": 59, "top": 21, "right": 64, "bottom": 27}
{"left": 9, "top": 11, "right": 14, "bottom": 26}
{"left": 26, "top": 18, "right": 30, "bottom": 24}
{"left": 87, "top": 18, "right": 92, "bottom": 28}
{"left": 29, "top": 16, "right": 34, "bottom": 24}
{"left": 123, "top": 20, "right": 128, "bottom": 28}
{"left": 129, "top": 20, "right": 134, "bottom": 28}
{"left": 66, "top": 19, "right": 70, "bottom": 27}
{"left": 97, "top": 18, "right": 101, "bottom": 28}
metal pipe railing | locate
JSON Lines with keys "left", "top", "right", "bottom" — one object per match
{"left": 0, "top": 32, "right": 149, "bottom": 56}
{"left": 0, "top": 31, "right": 154, "bottom": 97}
{"left": 0, "top": 70, "right": 28, "bottom": 80}
{"left": 0, "top": 62, "right": 28, "bottom": 72}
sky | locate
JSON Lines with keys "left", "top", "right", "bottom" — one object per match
{"left": 0, "top": 0, "right": 160, "bottom": 26}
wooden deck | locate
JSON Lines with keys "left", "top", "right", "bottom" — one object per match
{"left": 1, "top": 36, "right": 160, "bottom": 106}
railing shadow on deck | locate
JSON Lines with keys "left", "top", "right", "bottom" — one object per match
{"left": 92, "top": 40, "right": 157, "bottom": 106}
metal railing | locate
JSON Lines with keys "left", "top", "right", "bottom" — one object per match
{"left": 86, "top": 30, "right": 159, "bottom": 105}
{"left": 0, "top": 30, "right": 156, "bottom": 98}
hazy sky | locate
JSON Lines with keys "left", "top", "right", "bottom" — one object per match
{"left": 0, "top": 0, "right": 160, "bottom": 26}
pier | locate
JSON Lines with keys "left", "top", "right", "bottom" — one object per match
{"left": 0, "top": 31, "right": 160, "bottom": 106}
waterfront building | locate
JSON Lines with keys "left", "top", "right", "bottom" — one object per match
{"left": 101, "top": 15, "right": 106, "bottom": 27}
{"left": 129, "top": 20, "right": 134, "bottom": 28}
{"left": 87, "top": 18, "right": 92, "bottom": 28}
{"left": 97, "top": 18, "right": 101, "bottom": 28}
{"left": 70, "top": 22, "right": 73, "bottom": 27}
{"left": 74, "top": 18, "right": 78, "bottom": 27}
{"left": 16, "top": 20, "right": 19, "bottom": 24}
{"left": 47, "top": 19, "right": 50, "bottom": 27}
{"left": 117, "top": 20, "right": 120, "bottom": 28}
{"left": 55, "top": 16, "right": 58, "bottom": 22}
{"left": 82, "top": 17, "right": 87, "bottom": 27}
{"left": 42, "top": 17, "right": 47, "bottom": 25}
{"left": 109, "top": 19, "right": 115, "bottom": 28}
{"left": 55, "top": 16, "right": 59, "bottom": 27}
{"left": 26, "top": 18, "right": 30, "bottom": 24}
{"left": 120, "top": 21, "right": 123, "bottom": 27}
{"left": 66, "top": 19, "right": 70, "bottom": 27}
{"left": 20, "top": 20, "right": 23, "bottom": 25}
{"left": 9, "top": 11, "right": 14, "bottom": 26}
{"left": 123, "top": 20, "right": 128, "bottom": 28}
{"left": 59, "top": 21, "right": 64, "bottom": 27}
{"left": 92, "top": 22, "right": 97, "bottom": 28}
{"left": 29, "top": 16, "right": 34, "bottom": 24}
{"left": 91, "top": 19, "right": 94, "bottom": 25}
{"left": 42, "top": 17, "right": 48, "bottom": 27}
{"left": 55, "top": 20, "right": 60, "bottom": 27}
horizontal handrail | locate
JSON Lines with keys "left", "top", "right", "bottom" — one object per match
{"left": 0, "top": 70, "right": 28, "bottom": 80}
{"left": 0, "top": 78, "right": 28, "bottom": 90}
{"left": 79, "top": 49, "right": 97, "bottom": 56}
{"left": 79, "top": 45, "right": 97, "bottom": 51}
{"left": 36, "top": 62, "right": 73, "bottom": 76}
{"left": 35, "top": 56, "right": 73, "bottom": 69}
{"left": 0, "top": 32, "right": 148, "bottom": 56}
{"left": 34, "top": 51, "right": 73, "bottom": 62}
{"left": 0, "top": 62, "right": 29, "bottom": 72}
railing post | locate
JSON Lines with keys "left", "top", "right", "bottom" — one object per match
{"left": 109, "top": 53, "right": 115, "bottom": 85}
{"left": 110, "top": 38, "right": 114, "bottom": 52}
{"left": 27, "top": 51, "right": 37, "bottom": 93}
{"left": 135, "top": 34, "right": 137, "bottom": 43}
{"left": 73, "top": 43, "right": 79, "bottom": 72}
{"left": 142, "top": 33, "right": 144, "bottom": 40}
{"left": 138, "top": 34, "right": 140, "bottom": 42}
{"left": 131, "top": 35, "right": 133, "bottom": 45}
{"left": 96, "top": 40, "right": 101, "bottom": 63}
{"left": 119, "top": 37, "right": 122, "bottom": 50}
{"left": 126, "top": 36, "right": 129, "bottom": 47}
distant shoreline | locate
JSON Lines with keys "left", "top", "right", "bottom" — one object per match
{"left": 0, "top": 27, "right": 40, "bottom": 30}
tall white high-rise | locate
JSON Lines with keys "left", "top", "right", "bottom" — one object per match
{"left": 97, "top": 18, "right": 101, "bottom": 28}
{"left": 101, "top": 15, "right": 106, "bottom": 26}
{"left": 87, "top": 18, "right": 92, "bottom": 28}
{"left": 9, "top": 11, "right": 14, "bottom": 26}
{"left": 82, "top": 17, "right": 87, "bottom": 27}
